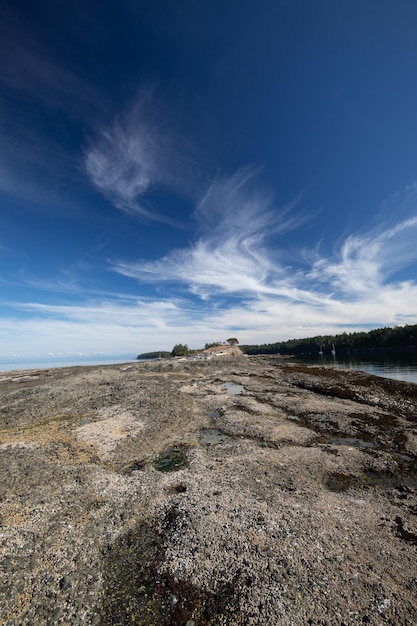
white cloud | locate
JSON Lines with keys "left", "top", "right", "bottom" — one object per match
{"left": 2, "top": 269, "right": 417, "bottom": 360}
{"left": 105, "top": 174, "right": 417, "bottom": 346}
{"left": 84, "top": 91, "right": 200, "bottom": 223}
{"left": 2, "top": 202, "right": 417, "bottom": 359}
{"left": 112, "top": 168, "right": 306, "bottom": 297}
{"left": 309, "top": 215, "right": 417, "bottom": 297}
{"left": 0, "top": 297, "right": 212, "bottom": 358}
{"left": 3, "top": 128, "right": 417, "bottom": 360}
{"left": 84, "top": 98, "right": 157, "bottom": 220}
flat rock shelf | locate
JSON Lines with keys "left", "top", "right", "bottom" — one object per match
{"left": 0, "top": 356, "right": 417, "bottom": 625}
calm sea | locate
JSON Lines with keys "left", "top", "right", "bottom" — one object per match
{"left": 2, "top": 351, "right": 417, "bottom": 384}
{"left": 291, "top": 350, "right": 417, "bottom": 384}
{"left": 0, "top": 355, "right": 137, "bottom": 373}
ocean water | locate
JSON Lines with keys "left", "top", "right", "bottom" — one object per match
{"left": 3, "top": 351, "right": 417, "bottom": 384}
{"left": 0, "top": 355, "right": 137, "bottom": 373}
{"left": 291, "top": 350, "right": 417, "bottom": 384}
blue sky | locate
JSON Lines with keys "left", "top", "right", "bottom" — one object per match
{"left": 1, "top": 0, "right": 417, "bottom": 359}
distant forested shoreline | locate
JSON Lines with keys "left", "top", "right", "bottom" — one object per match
{"left": 240, "top": 324, "right": 417, "bottom": 356}
{"left": 136, "top": 351, "right": 172, "bottom": 360}
{"left": 136, "top": 324, "right": 417, "bottom": 360}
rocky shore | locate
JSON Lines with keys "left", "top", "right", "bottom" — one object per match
{"left": 1, "top": 355, "right": 416, "bottom": 625}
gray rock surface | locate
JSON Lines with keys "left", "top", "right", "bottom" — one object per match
{"left": 0, "top": 356, "right": 416, "bottom": 625}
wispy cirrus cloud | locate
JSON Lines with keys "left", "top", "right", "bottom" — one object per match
{"left": 84, "top": 90, "right": 201, "bottom": 223}
{"left": 112, "top": 167, "right": 307, "bottom": 296}
{"left": 309, "top": 215, "right": 417, "bottom": 297}
{"left": 3, "top": 198, "right": 417, "bottom": 359}
{"left": 0, "top": 297, "right": 205, "bottom": 357}
{"left": 110, "top": 172, "right": 417, "bottom": 333}
{"left": 3, "top": 272, "right": 417, "bottom": 360}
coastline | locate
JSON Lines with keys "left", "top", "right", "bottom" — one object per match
{"left": 0, "top": 355, "right": 136, "bottom": 374}
{"left": 1, "top": 356, "right": 416, "bottom": 624}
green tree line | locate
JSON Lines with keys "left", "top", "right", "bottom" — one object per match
{"left": 240, "top": 324, "right": 417, "bottom": 356}
{"left": 136, "top": 351, "right": 172, "bottom": 360}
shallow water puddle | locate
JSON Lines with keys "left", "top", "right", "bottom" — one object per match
{"left": 200, "top": 429, "right": 231, "bottom": 445}
{"left": 223, "top": 382, "right": 244, "bottom": 395}
{"left": 154, "top": 447, "right": 188, "bottom": 472}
